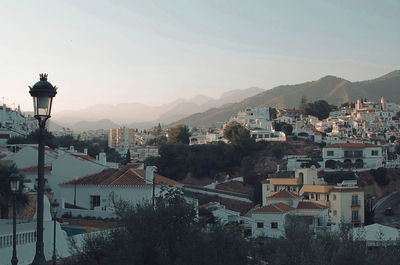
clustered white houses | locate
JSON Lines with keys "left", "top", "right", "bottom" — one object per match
{"left": 254, "top": 168, "right": 365, "bottom": 237}
{"left": 0, "top": 104, "right": 30, "bottom": 146}
{"left": 229, "top": 107, "right": 286, "bottom": 142}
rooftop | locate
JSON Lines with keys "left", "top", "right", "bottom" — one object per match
{"left": 61, "top": 164, "right": 180, "bottom": 187}
{"left": 325, "top": 143, "right": 379, "bottom": 148}
{"left": 253, "top": 202, "right": 295, "bottom": 214}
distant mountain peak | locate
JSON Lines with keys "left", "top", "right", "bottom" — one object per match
{"left": 377, "top": 70, "right": 400, "bottom": 80}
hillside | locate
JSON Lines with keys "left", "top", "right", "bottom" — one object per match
{"left": 174, "top": 70, "right": 400, "bottom": 127}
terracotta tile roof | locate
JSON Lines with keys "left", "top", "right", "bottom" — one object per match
{"left": 302, "top": 185, "right": 334, "bottom": 194}
{"left": 326, "top": 143, "right": 378, "bottom": 148}
{"left": 253, "top": 202, "right": 295, "bottom": 214}
{"left": 269, "top": 178, "right": 301, "bottom": 185}
{"left": 31, "top": 146, "right": 58, "bottom": 154}
{"left": 61, "top": 165, "right": 180, "bottom": 187}
{"left": 296, "top": 201, "right": 328, "bottom": 210}
{"left": 268, "top": 190, "right": 301, "bottom": 199}
{"left": 71, "top": 153, "right": 96, "bottom": 161}
{"left": 19, "top": 166, "right": 52, "bottom": 172}
{"left": 0, "top": 134, "right": 10, "bottom": 139}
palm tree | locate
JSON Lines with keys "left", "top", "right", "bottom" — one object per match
{"left": 0, "top": 164, "right": 28, "bottom": 219}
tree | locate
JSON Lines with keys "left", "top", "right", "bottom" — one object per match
{"left": 272, "top": 145, "right": 284, "bottom": 160}
{"left": 281, "top": 124, "right": 293, "bottom": 136}
{"left": 167, "top": 124, "right": 191, "bottom": 144}
{"left": 223, "top": 121, "right": 255, "bottom": 154}
{"left": 70, "top": 188, "right": 249, "bottom": 265}
{"left": 124, "top": 150, "right": 131, "bottom": 165}
{"left": 300, "top": 95, "right": 308, "bottom": 112}
{"left": 152, "top": 123, "right": 162, "bottom": 136}
{"left": 269, "top": 107, "right": 277, "bottom": 120}
{"left": 0, "top": 164, "right": 28, "bottom": 219}
{"left": 301, "top": 99, "right": 333, "bottom": 120}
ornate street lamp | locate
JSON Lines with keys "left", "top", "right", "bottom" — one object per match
{"left": 10, "top": 172, "right": 22, "bottom": 265}
{"left": 29, "top": 73, "right": 57, "bottom": 265}
{"left": 51, "top": 199, "right": 60, "bottom": 265}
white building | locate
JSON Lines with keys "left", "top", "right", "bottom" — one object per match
{"left": 229, "top": 107, "right": 286, "bottom": 142}
{"left": 0, "top": 104, "right": 29, "bottom": 146}
{"left": 59, "top": 165, "right": 181, "bottom": 211}
{"left": 323, "top": 143, "right": 383, "bottom": 170}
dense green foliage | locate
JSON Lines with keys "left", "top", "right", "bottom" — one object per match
{"left": 67, "top": 189, "right": 249, "bottom": 265}
{"left": 63, "top": 195, "right": 400, "bottom": 265}
{"left": 146, "top": 142, "right": 240, "bottom": 180}
{"left": 256, "top": 216, "right": 400, "bottom": 265}
{"left": 0, "top": 164, "right": 28, "bottom": 218}
{"left": 273, "top": 121, "right": 293, "bottom": 136}
{"left": 223, "top": 121, "right": 255, "bottom": 155}
{"left": 167, "top": 124, "right": 191, "bottom": 144}
{"left": 300, "top": 99, "right": 333, "bottom": 120}
{"left": 370, "top": 167, "right": 389, "bottom": 187}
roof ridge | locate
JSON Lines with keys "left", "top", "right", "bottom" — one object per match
{"left": 272, "top": 204, "right": 283, "bottom": 213}
{"left": 130, "top": 168, "right": 145, "bottom": 181}
{"left": 108, "top": 168, "right": 132, "bottom": 185}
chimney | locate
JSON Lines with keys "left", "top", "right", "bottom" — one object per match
{"left": 84, "top": 148, "right": 88, "bottom": 155}
{"left": 99, "top": 152, "right": 107, "bottom": 165}
{"left": 69, "top": 146, "right": 75, "bottom": 152}
{"left": 145, "top": 166, "right": 154, "bottom": 184}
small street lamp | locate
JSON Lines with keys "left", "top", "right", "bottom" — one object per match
{"left": 73, "top": 178, "right": 77, "bottom": 208}
{"left": 10, "top": 172, "right": 22, "bottom": 265}
{"left": 29, "top": 73, "right": 57, "bottom": 265}
{"left": 51, "top": 199, "right": 60, "bottom": 265}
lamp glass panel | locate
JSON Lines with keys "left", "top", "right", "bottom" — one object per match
{"left": 33, "top": 96, "right": 53, "bottom": 117}
{"left": 10, "top": 180, "right": 20, "bottom": 192}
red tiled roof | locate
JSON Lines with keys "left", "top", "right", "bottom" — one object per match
{"left": 71, "top": 153, "right": 96, "bottom": 161}
{"left": 20, "top": 166, "right": 52, "bottom": 172}
{"left": 0, "top": 134, "right": 10, "bottom": 139}
{"left": 253, "top": 202, "right": 295, "bottom": 214}
{"left": 31, "top": 146, "right": 58, "bottom": 154}
{"left": 61, "top": 164, "right": 180, "bottom": 186}
{"left": 296, "top": 201, "right": 328, "bottom": 210}
{"left": 326, "top": 143, "right": 378, "bottom": 148}
{"left": 268, "top": 190, "right": 301, "bottom": 199}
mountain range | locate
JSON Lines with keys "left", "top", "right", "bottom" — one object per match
{"left": 51, "top": 87, "right": 264, "bottom": 131}
{"left": 173, "top": 70, "right": 400, "bottom": 128}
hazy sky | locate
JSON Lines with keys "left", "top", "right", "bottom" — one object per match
{"left": 1, "top": 0, "right": 399, "bottom": 114}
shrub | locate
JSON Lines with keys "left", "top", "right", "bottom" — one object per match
{"left": 370, "top": 168, "right": 389, "bottom": 187}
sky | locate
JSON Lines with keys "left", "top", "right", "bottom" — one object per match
{"left": 0, "top": 0, "right": 399, "bottom": 114}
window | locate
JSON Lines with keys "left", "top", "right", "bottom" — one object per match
{"left": 352, "top": 210, "right": 359, "bottom": 221}
{"left": 90, "top": 195, "right": 100, "bottom": 210}
{"left": 311, "top": 193, "right": 315, "bottom": 199}
{"left": 257, "top": 222, "right": 264, "bottom": 229}
{"left": 333, "top": 210, "right": 337, "bottom": 216}
{"left": 267, "top": 185, "right": 270, "bottom": 191}
{"left": 327, "top": 151, "right": 334, "bottom": 156}
{"left": 271, "top": 222, "right": 278, "bottom": 229}
{"left": 333, "top": 194, "right": 336, "bottom": 200}
{"left": 371, "top": 150, "right": 379, "bottom": 156}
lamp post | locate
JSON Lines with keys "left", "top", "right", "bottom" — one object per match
{"left": 51, "top": 199, "right": 59, "bottom": 265}
{"left": 29, "top": 73, "right": 57, "bottom": 265}
{"left": 10, "top": 173, "right": 22, "bottom": 265}
{"left": 73, "top": 178, "right": 77, "bottom": 208}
